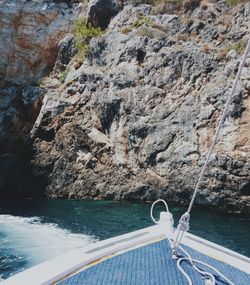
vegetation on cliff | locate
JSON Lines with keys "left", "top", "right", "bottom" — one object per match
{"left": 74, "top": 17, "right": 102, "bottom": 53}
{"left": 28, "top": 0, "right": 250, "bottom": 216}
{"left": 0, "top": 0, "right": 249, "bottom": 215}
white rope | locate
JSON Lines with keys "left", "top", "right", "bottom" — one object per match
{"left": 192, "top": 263, "right": 216, "bottom": 285}
{"left": 149, "top": 202, "right": 236, "bottom": 284}
{"left": 178, "top": 245, "right": 235, "bottom": 285}
{"left": 177, "top": 257, "right": 216, "bottom": 285}
{"left": 177, "top": 256, "right": 236, "bottom": 285}
{"left": 173, "top": 38, "right": 250, "bottom": 251}
{"left": 177, "top": 257, "right": 193, "bottom": 285}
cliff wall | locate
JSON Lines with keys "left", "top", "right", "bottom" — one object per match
{"left": 0, "top": 0, "right": 80, "bottom": 195}
{"left": 0, "top": 0, "right": 249, "bottom": 215}
{"left": 32, "top": 1, "right": 250, "bottom": 214}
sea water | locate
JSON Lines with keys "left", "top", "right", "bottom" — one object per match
{"left": 0, "top": 199, "right": 249, "bottom": 281}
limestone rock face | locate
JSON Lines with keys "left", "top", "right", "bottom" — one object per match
{"left": 0, "top": 0, "right": 81, "bottom": 150}
{"left": 0, "top": 0, "right": 80, "bottom": 195}
{"left": 31, "top": 2, "right": 250, "bottom": 215}
{"left": 54, "top": 34, "right": 77, "bottom": 72}
{"left": 0, "top": 0, "right": 80, "bottom": 87}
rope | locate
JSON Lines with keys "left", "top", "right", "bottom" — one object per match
{"left": 149, "top": 200, "right": 236, "bottom": 284}
{"left": 172, "top": 38, "right": 250, "bottom": 252}
{"left": 177, "top": 245, "right": 235, "bottom": 285}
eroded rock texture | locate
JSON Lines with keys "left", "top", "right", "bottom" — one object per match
{"left": 0, "top": 0, "right": 80, "bottom": 87}
{"left": 0, "top": 0, "right": 80, "bottom": 195}
{"left": 32, "top": 2, "right": 250, "bottom": 215}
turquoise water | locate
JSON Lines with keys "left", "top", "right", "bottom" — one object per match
{"left": 0, "top": 199, "right": 249, "bottom": 281}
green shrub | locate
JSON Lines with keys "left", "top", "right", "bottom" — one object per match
{"left": 73, "top": 17, "right": 102, "bottom": 54}
{"left": 227, "top": 39, "right": 247, "bottom": 54}
{"left": 133, "top": 16, "right": 152, "bottom": 27}
{"left": 59, "top": 67, "right": 70, "bottom": 83}
{"left": 226, "top": 0, "right": 248, "bottom": 6}
{"left": 217, "top": 39, "right": 247, "bottom": 62}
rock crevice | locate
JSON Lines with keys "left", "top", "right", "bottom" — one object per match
{"left": 1, "top": 0, "right": 250, "bottom": 215}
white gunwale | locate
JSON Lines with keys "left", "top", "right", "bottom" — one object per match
{"left": 1, "top": 224, "right": 249, "bottom": 285}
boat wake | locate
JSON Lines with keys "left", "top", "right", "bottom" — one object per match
{"left": 0, "top": 215, "right": 96, "bottom": 281}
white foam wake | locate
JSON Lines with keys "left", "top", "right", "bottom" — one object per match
{"left": 0, "top": 214, "right": 96, "bottom": 266}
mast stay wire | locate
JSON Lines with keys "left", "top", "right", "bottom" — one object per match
{"left": 172, "top": 38, "right": 250, "bottom": 253}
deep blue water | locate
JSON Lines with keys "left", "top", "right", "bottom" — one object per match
{"left": 0, "top": 199, "right": 249, "bottom": 281}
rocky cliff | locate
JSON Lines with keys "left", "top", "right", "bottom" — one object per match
{"left": 0, "top": 0, "right": 81, "bottom": 195}
{"left": 31, "top": 0, "right": 250, "bottom": 215}
{"left": 1, "top": 0, "right": 250, "bottom": 215}
{"left": 0, "top": 0, "right": 82, "bottom": 86}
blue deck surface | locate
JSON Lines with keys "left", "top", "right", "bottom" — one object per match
{"left": 58, "top": 239, "right": 250, "bottom": 285}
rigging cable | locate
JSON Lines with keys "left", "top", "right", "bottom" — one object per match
{"left": 171, "top": 38, "right": 250, "bottom": 285}
{"left": 151, "top": 38, "right": 250, "bottom": 285}
{"left": 173, "top": 38, "right": 250, "bottom": 253}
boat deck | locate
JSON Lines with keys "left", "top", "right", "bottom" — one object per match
{"left": 58, "top": 239, "right": 250, "bottom": 285}
{"left": 2, "top": 224, "right": 250, "bottom": 285}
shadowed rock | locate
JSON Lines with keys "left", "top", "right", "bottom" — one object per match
{"left": 87, "top": 0, "right": 122, "bottom": 30}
